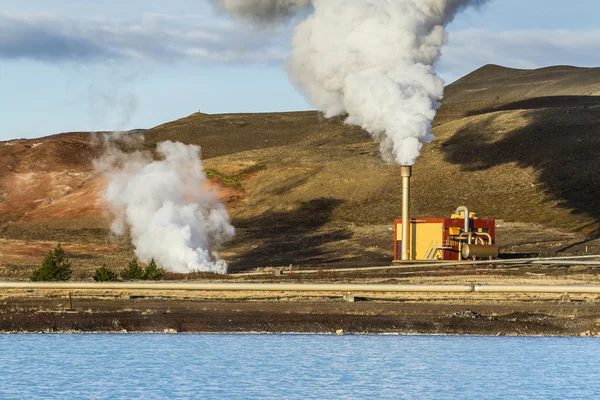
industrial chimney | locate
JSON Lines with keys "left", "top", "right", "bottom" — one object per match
{"left": 400, "top": 165, "right": 412, "bottom": 261}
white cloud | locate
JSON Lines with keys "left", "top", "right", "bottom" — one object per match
{"left": 2, "top": 8, "right": 599, "bottom": 82}
{"left": 440, "top": 29, "right": 600, "bottom": 82}
{"left": 0, "top": 11, "right": 292, "bottom": 63}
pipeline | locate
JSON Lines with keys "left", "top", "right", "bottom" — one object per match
{"left": 234, "top": 255, "right": 600, "bottom": 276}
{"left": 455, "top": 206, "right": 470, "bottom": 236}
{"left": 525, "top": 261, "right": 600, "bottom": 266}
{"left": 0, "top": 282, "right": 471, "bottom": 292}
{"left": 3, "top": 282, "right": 600, "bottom": 294}
{"left": 473, "top": 285, "right": 600, "bottom": 294}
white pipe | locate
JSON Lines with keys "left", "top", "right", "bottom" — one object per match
{"left": 478, "top": 232, "right": 493, "bottom": 245}
{"left": 3, "top": 282, "right": 600, "bottom": 294}
{"left": 524, "top": 261, "right": 600, "bottom": 266}
{"left": 401, "top": 166, "right": 412, "bottom": 260}
{"left": 474, "top": 285, "right": 600, "bottom": 294}
{"left": 0, "top": 282, "right": 472, "bottom": 293}
{"left": 455, "top": 206, "right": 470, "bottom": 235}
{"left": 233, "top": 255, "right": 600, "bottom": 276}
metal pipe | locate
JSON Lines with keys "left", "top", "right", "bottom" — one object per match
{"left": 233, "top": 255, "right": 600, "bottom": 276}
{"left": 455, "top": 206, "right": 470, "bottom": 236}
{"left": 0, "top": 282, "right": 472, "bottom": 293}
{"left": 524, "top": 261, "right": 600, "bottom": 266}
{"left": 478, "top": 232, "right": 493, "bottom": 245}
{"left": 401, "top": 165, "right": 412, "bottom": 261}
{"left": 474, "top": 285, "right": 600, "bottom": 294}
{"left": 3, "top": 282, "right": 600, "bottom": 294}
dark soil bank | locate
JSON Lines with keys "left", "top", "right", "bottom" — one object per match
{"left": 2, "top": 296, "right": 600, "bottom": 336}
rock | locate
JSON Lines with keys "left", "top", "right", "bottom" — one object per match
{"left": 163, "top": 328, "right": 178, "bottom": 334}
{"left": 449, "top": 310, "right": 484, "bottom": 319}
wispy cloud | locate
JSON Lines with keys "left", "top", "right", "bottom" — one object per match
{"left": 441, "top": 29, "right": 600, "bottom": 82}
{"left": 2, "top": 9, "right": 599, "bottom": 80}
{"left": 0, "top": 11, "right": 291, "bottom": 63}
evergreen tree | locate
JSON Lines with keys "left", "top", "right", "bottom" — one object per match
{"left": 30, "top": 244, "right": 72, "bottom": 282}
{"left": 93, "top": 264, "right": 119, "bottom": 282}
{"left": 142, "top": 258, "right": 164, "bottom": 281}
{"left": 120, "top": 257, "right": 144, "bottom": 280}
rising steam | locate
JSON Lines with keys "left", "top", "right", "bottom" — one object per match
{"left": 215, "top": 0, "right": 488, "bottom": 165}
{"left": 212, "top": 0, "right": 312, "bottom": 21}
{"left": 95, "top": 136, "right": 235, "bottom": 274}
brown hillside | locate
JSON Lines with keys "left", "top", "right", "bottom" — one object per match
{"left": 1, "top": 65, "right": 600, "bottom": 275}
{"left": 445, "top": 65, "right": 600, "bottom": 103}
{"left": 436, "top": 64, "right": 600, "bottom": 125}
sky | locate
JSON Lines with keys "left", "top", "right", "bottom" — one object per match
{"left": 1, "top": 0, "right": 599, "bottom": 140}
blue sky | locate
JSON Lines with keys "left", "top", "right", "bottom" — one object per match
{"left": 1, "top": 0, "right": 599, "bottom": 140}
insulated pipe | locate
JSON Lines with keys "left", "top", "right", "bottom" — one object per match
{"left": 455, "top": 206, "right": 470, "bottom": 236}
{"left": 473, "top": 232, "right": 493, "bottom": 245}
{"left": 474, "top": 285, "right": 600, "bottom": 294}
{"left": 525, "top": 261, "right": 600, "bottom": 266}
{"left": 233, "top": 255, "right": 600, "bottom": 276}
{"left": 401, "top": 165, "right": 412, "bottom": 261}
{"left": 3, "top": 282, "right": 600, "bottom": 294}
{"left": 0, "top": 282, "right": 472, "bottom": 293}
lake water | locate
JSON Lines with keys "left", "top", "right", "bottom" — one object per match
{"left": 0, "top": 334, "right": 599, "bottom": 399}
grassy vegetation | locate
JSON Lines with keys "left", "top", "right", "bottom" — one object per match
{"left": 205, "top": 165, "right": 266, "bottom": 189}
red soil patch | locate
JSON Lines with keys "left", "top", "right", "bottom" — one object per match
{"left": 0, "top": 239, "right": 120, "bottom": 269}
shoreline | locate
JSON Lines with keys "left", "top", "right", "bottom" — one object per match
{"left": 3, "top": 294, "right": 600, "bottom": 337}
{"left": 2, "top": 331, "right": 600, "bottom": 337}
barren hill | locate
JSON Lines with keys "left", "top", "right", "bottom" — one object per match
{"left": 445, "top": 64, "right": 600, "bottom": 103}
{"left": 1, "top": 65, "right": 600, "bottom": 276}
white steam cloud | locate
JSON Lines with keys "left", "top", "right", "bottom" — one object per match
{"left": 95, "top": 136, "right": 235, "bottom": 274}
{"left": 213, "top": 0, "right": 312, "bottom": 21}
{"left": 215, "top": 0, "right": 488, "bottom": 165}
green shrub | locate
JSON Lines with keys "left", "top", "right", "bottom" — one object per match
{"left": 142, "top": 258, "right": 164, "bottom": 281}
{"left": 93, "top": 264, "right": 119, "bottom": 282}
{"left": 30, "top": 244, "right": 72, "bottom": 282}
{"left": 120, "top": 257, "right": 144, "bottom": 280}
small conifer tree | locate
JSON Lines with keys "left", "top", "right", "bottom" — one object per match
{"left": 142, "top": 258, "right": 164, "bottom": 281}
{"left": 30, "top": 244, "right": 72, "bottom": 282}
{"left": 93, "top": 264, "right": 119, "bottom": 282}
{"left": 120, "top": 257, "right": 144, "bottom": 280}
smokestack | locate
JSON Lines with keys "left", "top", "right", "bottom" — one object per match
{"left": 401, "top": 165, "right": 412, "bottom": 261}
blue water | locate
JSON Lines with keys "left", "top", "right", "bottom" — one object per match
{"left": 0, "top": 335, "right": 599, "bottom": 399}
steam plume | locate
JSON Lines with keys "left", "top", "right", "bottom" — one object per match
{"left": 213, "top": 0, "right": 312, "bottom": 21}
{"left": 215, "top": 0, "right": 488, "bottom": 165}
{"left": 95, "top": 137, "right": 234, "bottom": 274}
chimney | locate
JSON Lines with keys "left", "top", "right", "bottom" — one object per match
{"left": 401, "top": 165, "right": 412, "bottom": 261}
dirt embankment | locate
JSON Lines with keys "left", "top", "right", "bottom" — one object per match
{"left": 2, "top": 292, "right": 600, "bottom": 336}
{"left": 2, "top": 264, "right": 600, "bottom": 336}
